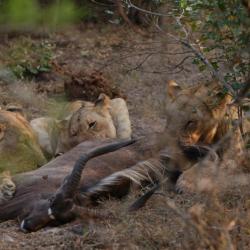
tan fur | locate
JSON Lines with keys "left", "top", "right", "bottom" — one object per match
{"left": 0, "top": 111, "right": 47, "bottom": 203}
{"left": 63, "top": 100, "right": 94, "bottom": 119}
{"left": 110, "top": 98, "right": 132, "bottom": 139}
{"left": 30, "top": 117, "right": 59, "bottom": 157}
{"left": 0, "top": 110, "right": 47, "bottom": 173}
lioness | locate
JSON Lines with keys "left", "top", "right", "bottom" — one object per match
{"left": 164, "top": 80, "right": 247, "bottom": 193}
{"left": 55, "top": 93, "right": 117, "bottom": 155}
{"left": 0, "top": 110, "right": 47, "bottom": 202}
{"left": 31, "top": 94, "right": 132, "bottom": 157}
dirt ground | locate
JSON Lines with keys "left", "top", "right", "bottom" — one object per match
{"left": 0, "top": 23, "right": 249, "bottom": 249}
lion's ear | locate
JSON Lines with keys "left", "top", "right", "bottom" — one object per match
{"left": 95, "top": 93, "right": 111, "bottom": 110}
{"left": 167, "top": 80, "right": 182, "bottom": 99}
{"left": 57, "top": 119, "right": 68, "bottom": 130}
{"left": 0, "top": 123, "right": 6, "bottom": 141}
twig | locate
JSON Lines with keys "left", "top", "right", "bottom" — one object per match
{"left": 134, "top": 67, "right": 186, "bottom": 75}
{"left": 125, "top": 53, "right": 154, "bottom": 73}
{"left": 172, "top": 55, "right": 194, "bottom": 70}
{"left": 97, "top": 50, "right": 193, "bottom": 71}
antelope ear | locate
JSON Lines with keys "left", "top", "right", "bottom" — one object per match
{"left": 95, "top": 93, "right": 111, "bottom": 110}
{"left": 0, "top": 123, "right": 6, "bottom": 141}
{"left": 167, "top": 80, "right": 182, "bottom": 99}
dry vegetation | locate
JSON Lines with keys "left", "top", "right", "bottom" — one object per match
{"left": 0, "top": 20, "right": 249, "bottom": 250}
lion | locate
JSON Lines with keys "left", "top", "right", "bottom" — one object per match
{"left": 0, "top": 110, "right": 47, "bottom": 202}
{"left": 165, "top": 80, "right": 233, "bottom": 146}
{"left": 163, "top": 80, "right": 237, "bottom": 164}
{"left": 55, "top": 93, "right": 117, "bottom": 155}
{"left": 164, "top": 80, "right": 247, "bottom": 192}
{"left": 30, "top": 94, "right": 132, "bottom": 157}
{"left": 29, "top": 100, "right": 94, "bottom": 157}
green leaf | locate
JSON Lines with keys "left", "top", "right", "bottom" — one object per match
{"left": 211, "top": 61, "right": 219, "bottom": 70}
{"left": 180, "top": 0, "right": 187, "bottom": 9}
{"left": 232, "top": 82, "right": 242, "bottom": 91}
{"left": 199, "top": 64, "right": 206, "bottom": 71}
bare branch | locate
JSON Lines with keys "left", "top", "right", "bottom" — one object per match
{"left": 172, "top": 55, "right": 194, "bottom": 70}
{"left": 97, "top": 50, "right": 193, "bottom": 71}
{"left": 125, "top": 53, "right": 154, "bottom": 73}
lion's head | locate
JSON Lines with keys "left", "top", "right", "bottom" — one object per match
{"left": 56, "top": 94, "right": 116, "bottom": 154}
{"left": 0, "top": 110, "right": 47, "bottom": 174}
{"left": 165, "top": 80, "right": 233, "bottom": 148}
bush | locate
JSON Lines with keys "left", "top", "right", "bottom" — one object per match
{"left": 2, "top": 38, "right": 54, "bottom": 79}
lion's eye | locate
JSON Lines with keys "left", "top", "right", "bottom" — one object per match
{"left": 185, "top": 120, "right": 196, "bottom": 130}
{"left": 88, "top": 121, "right": 97, "bottom": 129}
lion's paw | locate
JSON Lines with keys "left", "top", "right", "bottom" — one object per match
{"left": 176, "top": 164, "right": 216, "bottom": 194}
{"left": 0, "top": 171, "right": 16, "bottom": 203}
{"left": 175, "top": 172, "right": 196, "bottom": 194}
